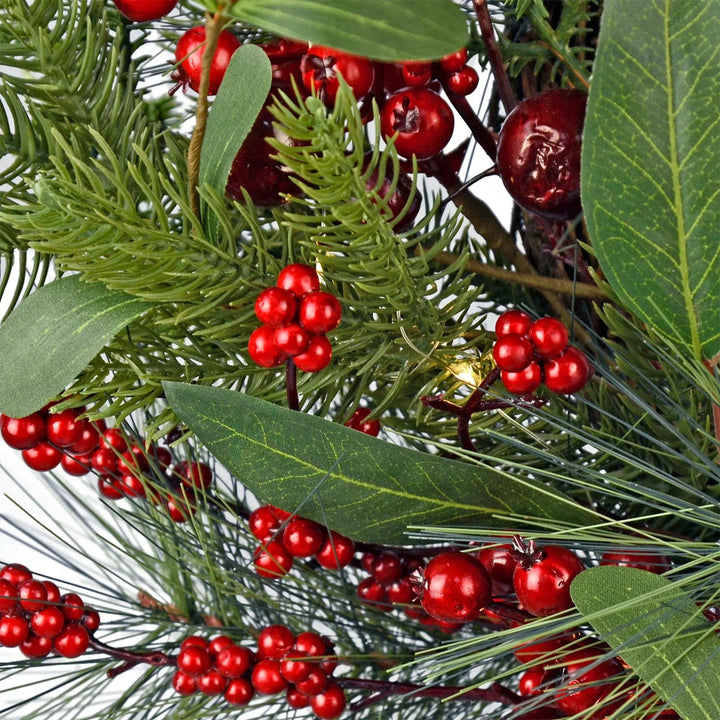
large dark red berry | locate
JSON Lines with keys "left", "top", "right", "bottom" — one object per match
{"left": 301, "top": 45, "right": 374, "bottom": 105}
{"left": 174, "top": 27, "right": 240, "bottom": 95}
{"left": 113, "top": 0, "right": 177, "bottom": 21}
{"left": 600, "top": 550, "right": 672, "bottom": 574}
{"left": 380, "top": 87, "right": 454, "bottom": 160}
{"left": 254, "top": 287, "right": 297, "bottom": 327}
{"left": 512, "top": 539, "right": 585, "bottom": 617}
{"left": 497, "top": 89, "right": 587, "bottom": 220}
{"left": 362, "top": 153, "right": 421, "bottom": 232}
{"left": 418, "top": 551, "right": 491, "bottom": 623}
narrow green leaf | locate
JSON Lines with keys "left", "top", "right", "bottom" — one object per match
{"left": 581, "top": 0, "right": 720, "bottom": 360}
{"left": 0, "top": 276, "right": 154, "bottom": 417}
{"left": 571, "top": 567, "right": 720, "bottom": 720}
{"left": 163, "top": 382, "right": 598, "bottom": 544}
{"left": 230, "top": 0, "right": 468, "bottom": 61}
{"left": 199, "top": 44, "right": 272, "bottom": 198}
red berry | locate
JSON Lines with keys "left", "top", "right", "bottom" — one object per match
{"left": 91, "top": 446, "right": 118, "bottom": 475}
{"left": 497, "top": 89, "right": 587, "bottom": 220}
{"left": 294, "top": 631, "right": 328, "bottom": 658}
{"left": 248, "top": 325, "right": 285, "bottom": 368}
{"left": 18, "top": 579, "right": 48, "bottom": 613}
{"left": 439, "top": 48, "right": 468, "bottom": 72}
{"left": 301, "top": 45, "right": 374, "bottom": 104}
{"left": 528, "top": 317, "right": 569, "bottom": 360}
{"left": 53, "top": 622, "right": 89, "bottom": 657}
{"left": 298, "top": 291, "right": 342, "bottom": 334}
{"left": 286, "top": 685, "right": 311, "bottom": 708}
{"left": 179, "top": 460, "right": 213, "bottom": 490}
{"left": 249, "top": 505, "right": 282, "bottom": 542}
{"left": 180, "top": 635, "right": 209, "bottom": 651}
{"left": 372, "top": 551, "right": 402, "bottom": 584}
{"left": 293, "top": 334, "right": 333, "bottom": 373}
{"left": 99, "top": 428, "right": 127, "bottom": 453}
{"left": 493, "top": 334, "right": 534, "bottom": 372}
{"left": 518, "top": 666, "right": 547, "bottom": 696}
{"left": 0, "top": 615, "right": 29, "bottom": 647}
{"left": 277, "top": 264, "right": 320, "bottom": 298}
{"left": 207, "top": 634, "right": 234, "bottom": 658}
{"left": 0, "top": 564, "right": 32, "bottom": 586}
{"left": 1, "top": 412, "right": 46, "bottom": 449}
{"left": 60, "top": 593, "right": 85, "bottom": 621}
{"left": 512, "top": 541, "right": 585, "bottom": 617}
{"left": 172, "top": 670, "right": 197, "bottom": 696}
{"left": 294, "top": 666, "right": 328, "bottom": 696}
{"left": 46, "top": 408, "right": 84, "bottom": 447}
{"left": 255, "top": 287, "right": 298, "bottom": 327}
{"left": 357, "top": 577, "right": 389, "bottom": 610}
{"left": 82, "top": 608, "right": 101, "bottom": 632}
{"left": 476, "top": 544, "right": 517, "bottom": 596}
{"left": 282, "top": 517, "right": 324, "bottom": 558}
{"left": 495, "top": 309, "right": 532, "bottom": 338}
{"left": 273, "top": 323, "right": 310, "bottom": 357}
{"left": 197, "top": 670, "right": 227, "bottom": 695}
{"left": 97, "top": 477, "right": 124, "bottom": 500}
{"left": 20, "top": 633, "right": 52, "bottom": 659}
{"left": 418, "top": 551, "right": 492, "bottom": 623}
{"left": 112, "top": 0, "right": 177, "bottom": 21}
{"left": 251, "top": 659, "right": 287, "bottom": 695}
{"left": 401, "top": 60, "right": 432, "bottom": 87}
{"left": 254, "top": 541, "right": 294, "bottom": 578}
{"left": 543, "top": 347, "right": 592, "bottom": 394}
{"left": 501, "top": 362, "right": 542, "bottom": 395}
{"left": 387, "top": 577, "right": 414, "bottom": 605}
{"left": 224, "top": 677, "right": 254, "bottom": 705}
{"left": 280, "top": 650, "right": 313, "bottom": 683}
{"left": 311, "top": 682, "right": 347, "bottom": 719}
{"left": 0, "top": 579, "right": 18, "bottom": 614}
{"left": 166, "top": 493, "right": 196, "bottom": 523}
{"left": 177, "top": 645, "right": 212, "bottom": 676}
{"left": 380, "top": 88, "right": 454, "bottom": 160}
{"left": 174, "top": 27, "right": 240, "bottom": 95}
{"left": 345, "top": 407, "right": 380, "bottom": 436}
{"left": 68, "top": 420, "right": 100, "bottom": 455}
{"left": 600, "top": 550, "right": 672, "bottom": 574}
{"left": 315, "top": 531, "right": 355, "bottom": 569}
{"left": 117, "top": 473, "right": 146, "bottom": 498}
{"left": 513, "top": 631, "right": 577, "bottom": 667}
{"left": 31, "top": 607, "right": 65, "bottom": 639}
{"left": 446, "top": 66, "right": 479, "bottom": 95}
{"left": 42, "top": 581, "right": 61, "bottom": 605}
{"left": 216, "top": 644, "right": 252, "bottom": 678}
{"left": 22, "top": 441, "right": 62, "bottom": 471}
{"left": 257, "top": 624, "right": 295, "bottom": 660}
{"left": 61, "top": 452, "right": 92, "bottom": 476}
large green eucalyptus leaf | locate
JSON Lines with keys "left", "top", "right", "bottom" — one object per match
{"left": 230, "top": 0, "right": 468, "bottom": 61}
{"left": 163, "top": 382, "right": 598, "bottom": 544}
{"left": 582, "top": 0, "right": 720, "bottom": 360}
{"left": 0, "top": 276, "right": 154, "bottom": 417}
{"left": 571, "top": 567, "right": 720, "bottom": 720}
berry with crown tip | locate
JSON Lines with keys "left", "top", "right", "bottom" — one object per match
{"left": 496, "top": 89, "right": 587, "bottom": 220}
{"left": 301, "top": 45, "right": 374, "bottom": 105}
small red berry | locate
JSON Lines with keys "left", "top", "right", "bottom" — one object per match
{"left": 301, "top": 45, "right": 374, "bottom": 104}
{"left": 251, "top": 659, "right": 287, "bottom": 695}
{"left": 97, "top": 477, "right": 124, "bottom": 500}
{"left": 286, "top": 685, "right": 311, "bottom": 708}
{"left": 372, "top": 551, "right": 402, "bottom": 584}
{"left": 345, "top": 407, "right": 381, "bottom": 436}
{"left": 298, "top": 291, "right": 342, "bottom": 334}
{"left": 439, "top": 48, "right": 468, "bottom": 73}
{"left": 46, "top": 408, "right": 84, "bottom": 447}
{"left": 476, "top": 544, "right": 517, "bottom": 596}
{"left": 518, "top": 666, "right": 547, "bottom": 696}
{"left": 401, "top": 60, "right": 432, "bottom": 87}
{"left": 294, "top": 666, "right": 328, "bottom": 696}
{"left": 249, "top": 505, "right": 282, "bottom": 542}
{"left": 254, "top": 541, "right": 294, "bottom": 578}
{"left": 22, "top": 442, "right": 62, "bottom": 471}
{"left": 179, "top": 460, "right": 213, "bottom": 490}
{"left": 446, "top": 66, "right": 479, "bottom": 95}
{"left": 493, "top": 334, "right": 534, "bottom": 372}
{"left": 19, "top": 633, "right": 53, "bottom": 659}
{"left": 248, "top": 325, "right": 285, "bottom": 368}
{"left": 600, "top": 550, "right": 672, "bottom": 574}
{"left": 282, "top": 517, "right": 324, "bottom": 558}
{"left": 273, "top": 322, "right": 310, "bottom": 357}
{"left": 495, "top": 309, "right": 532, "bottom": 338}
{"left": 68, "top": 420, "right": 100, "bottom": 455}
{"left": 31, "top": 607, "right": 65, "bottom": 639}
{"left": 82, "top": 608, "right": 101, "bottom": 632}
{"left": 174, "top": 27, "right": 240, "bottom": 95}
{"left": 180, "top": 635, "right": 208, "bottom": 651}
{"left": 418, "top": 551, "right": 492, "bottom": 623}
{"left": 1, "top": 412, "right": 46, "bottom": 450}
{"left": 501, "top": 362, "right": 542, "bottom": 395}
{"left": 53, "top": 622, "right": 90, "bottom": 657}
{"left": 18, "top": 580, "right": 48, "bottom": 613}
{"left": 177, "top": 645, "right": 212, "bottom": 676}
{"left": 0, "top": 564, "right": 32, "bottom": 586}
{"left": 277, "top": 264, "right": 320, "bottom": 298}
{"left": 42, "top": 581, "right": 61, "bottom": 604}
{"left": 197, "top": 670, "right": 227, "bottom": 695}
{"left": 311, "top": 682, "right": 347, "bottom": 719}
{"left": 216, "top": 644, "right": 252, "bottom": 678}
{"left": 91, "top": 447, "right": 118, "bottom": 476}
{"left": 61, "top": 452, "right": 92, "bottom": 476}
{"left": 528, "top": 317, "right": 569, "bottom": 360}
{"left": 0, "top": 615, "right": 29, "bottom": 647}
{"left": 0, "top": 579, "right": 18, "bottom": 613}
{"left": 60, "top": 593, "right": 85, "bottom": 622}
{"left": 257, "top": 624, "right": 295, "bottom": 660}
{"left": 293, "top": 334, "right": 333, "bottom": 373}
{"left": 172, "top": 670, "right": 197, "bottom": 696}
{"left": 207, "top": 634, "right": 234, "bottom": 658}
{"left": 387, "top": 577, "right": 414, "bottom": 605}
{"left": 357, "top": 577, "right": 389, "bottom": 610}
{"left": 255, "top": 287, "right": 298, "bottom": 327}
{"left": 224, "top": 677, "right": 254, "bottom": 705}
{"left": 280, "top": 650, "right": 313, "bottom": 683}
{"left": 294, "top": 631, "right": 328, "bottom": 658}
{"left": 315, "top": 531, "right": 355, "bottom": 569}
{"left": 542, "top": 346, "right": 592, "bottom": 394}
{"left": 112, "top": 0, "right": 177, "bottom": 21}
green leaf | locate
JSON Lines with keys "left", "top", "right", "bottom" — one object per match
{"left": 571, "top": 566, "right": 720, "bottom": 720}
{"left": 0, "top": 276, "right": 154, "bottom": 417}
{"left": 581, "top": 0, "right": 720, "bottom": 360}
{"left": 163, "top": 382, "right": 598, "bottom": 544}
{"left": 199, "top": 44, "right": 271, "bottom": 240}
{"left": 230, "top": 0, "right": 468, "bottom": 61}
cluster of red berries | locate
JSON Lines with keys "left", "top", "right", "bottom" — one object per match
{"left": 173, "top": 626, "right": 345, "bottom": 718}
{"left": 492, "top": 310, "right": 593, "bottom": 396}
{"left": 248, "top": 264, "right": 341, "bottom": 372}
{"left": 0, "top": 564, "right": 99, "bottom": 660}
{"left": 249, "top": 505, "right": 355, "bottom": 578}
{"left": 0, "top": 406, "right": 210, "bottom": 523}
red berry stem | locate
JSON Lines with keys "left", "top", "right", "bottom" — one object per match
{"left": 472, "top": 0, "right": 516, "bottom": 113}
{"left": 286, "top": 358, "right": 300, "bottom": 411}
{"left": 88, "top": 636, "right": 176, "bottom": 678}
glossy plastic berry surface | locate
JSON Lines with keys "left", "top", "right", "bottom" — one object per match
{"left": 251, "top": 658, "right": 287, "bottom": 694}
{"left": 446, "top": 66, "right": 479, "bottom": 95}
{"left": 1, "top": 412, "right": 46, "bottom": 449}
{"left": 542, "top": 346, "right": 592, "bottom": 394}
{"left": 254, "top": 287, "right": 298, "bottom": 327}
{"left": 175, "top": 27, "right": 240, "bottom": 95}
{"left": 495, "top": 309, "right": 533, "bottom": 338}
{"left": 248, "top": 325, "right": 285, "bottom": 368}
{"left": 380, "top": 87, "right": 454, "bottom": 160}
{"left": 493, "top": 334, "right": 534, "bottom": 372}
{"left": 282, "top": 517, "right": 324, "bottom": 557}
{"left": 315, "top": 530, "right": 355, "bottom": 569}
{"left": 301, "top": 45, "right": 374, "bottom": 104}
{"left": 113, "top": 0, "right": 177, "bottom": 21}
{"left": 276, "top": 263, "right": 320, "bottom": 298}
{"left": 600, "top": 550, "right": 672, "bottom": 574}
{"left": 224, "top": 677, "right": 254, "bottom": 705}
{"left": 254, "top": 541, "right": 294, "bottom": 578}
{"left": 257, "top": 624, "right": 295, "bottom": 659}
{"left": 298, "top": 291, "right": 342, "bottom": 334}
{"left": 419, "top": 551, "right": 492, "bottom": 623}
{"left": 528, "top": 317, "right": 569, "bottom": 360}
{"left": 497, "top": 89, "right": 587, "bottom": 220}
{"left": 345, "top": 407, "right": 381, "bottom": 436}
{"left": 292, "top": 334, "right": 333, "bottom": 373}
{"left": 311, "top": 682, "right": 347, "bottom": 719}
{"left": 501, "top": 362, "right": 542, "bottom": 395}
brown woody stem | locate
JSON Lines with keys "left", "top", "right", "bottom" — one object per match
{"left": 89, "top": 637, "right": 175, "bottom": 678}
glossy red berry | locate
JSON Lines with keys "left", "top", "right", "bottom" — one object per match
{"left": 22, "top": 442, "right": 62, "bottom": 471}
{"left": 446, "top": 66, "right": 479, "bottom": 95}
{"left": 97, "top": 477, "right": 124, "bottom": 500}
{"left": 345, "top": 407, "right": 380, "bottom": 436}
{"left": 224, "top": 677, "right": 254, "bottom": 705}
{"left": 501, "top": 362, "right": 542, "bottom": 395}
{"left": 600, "top": 550, "right": 672, "bottom": 574}
{"left": 179, "top": 460, "right": 213, "bottom": 490}
{"left": 439, "top": 48, "right": 468, "bottom": 73}
{"left": 92, "top": 446, "right": 119, "bottom": 476}
{"left": 372, "top": 551, "right": 402, "bottom": 584}
{"left": 20, "top": 633, "right": 52, "bottom": 659}
{"left": 249, "top": 505, "right": 282, "bottom": 542}
{"left": 495, "top": 309, "right": 533, "bottom": 338}
{"left": 0, "top": 564, "right": 32, "bottom": 586}
{"left": 286, "top": 685, "right": 311, "bottom": 709}
{"left": 418, "top": 551, "right": 492, "bottom": 623}
{"left": 301, "top": 45, "right": 374, "bottom": 104}
{"left": 1, "top": 412, "right": 46, "bottom": 449}
{"left": 513, "top": 631, "right": 577, "bottom": 667}
{"left": 497, "top": 89, "right": 587, "bottom": 220}
{"left": 401, "top": 61, "right": 432, "bottom": 87}
{"left": 113, "top": 0, "right": 177, "bottom": 21}
{"left": 512, "top": 540, "right": 585, "bottom": 617}
{"left": 0, "top": 615, "right": 29, "bottom": 647}
{"left": 46, "top": 408, "right": 84, "bottom": 447}
{"left": 174, "top": 27, "right": 240, "bottom": 95}
{"left": 53, "top": 622, "right": 90, "bottom": 657}
{"left": 518, "top": 666, "right": 547, "bottom": 696}
{"left": 311, "top": 682, "right": 347, "bottom": 719}
{"left": 68, "top": 420, "right": 100, "bottom": 455}
{"left": 294, "top": 666, "right": 328, "bottom": 696}
{"left": 178, "top": 644, "right": 212, "bottom": 676}
{"left": 254, "top": 542, "right": 294, "bottom": 578}
{"left": 82, "top": 608, "right": 101, "bottom": 632}
{"left": 357, "top": 577, "right": 389, "bottom": 610}
{"left": 543, "top": 346, "right": 592, "bottom": 395}
{"left": 207, "top": 634, "right": 234, "bottom": 658}
{"left": 273, "top": 323, "right": 310, "bottom": 357}
{"left": 280, "top": 650, "right": 313, "bottom": 683}
{"left": 528, "top": 318, "right": 569, "bottom": 360}
{"left": 197, "top": 670, "right": 227, "bottom": 696}
{"left": 381, "top": 87, "right": 454, "bottom": 160}
{"left": 172, "top": 670, "right": 197, "bottom": 696}
{"left": 251, "top": 659, "right": 287, "bottom": 695}
{"left": 315, "top": 531, "right": 355, "bottom": 569}
{"left": 493, "top": 334, "right": 534, "bottom": 372}
{"left": 298, "top": 291, "right": 342, "bottom": 334}
{"left": 248, "top": 325, "right": 285, "bottom": 368}
{"left": 294, "top": 631, "right": 328, "bottom": 658}
{"left": 117, "top": 473, "right": 146, "bottom": 498}
{"left": 255, "top": 287, "right": 298, "bottom": 327}
{"left": 216, "top": 644, "right": 252, "bottom": 678}
{"left": 31, "top": 607, "right": 65, "bottom": 639}
{"left": 60, "top": 593, "right": 85, "bottom": 622}
{"left": 276, "top": 264, "right": 320, "bottom": 298}
{"left": 0, "top": 579, "right": 18, "bottom": 613}
{"left": 18, "top": 580, "right": 48, "bottom": 613}
{"left": 282, "top": 517, "right": 324, "bottom": 558}
{"left": 476, "top": 544, "right": 517, "bottom": 596}
{"left": 61, "top": 452, "right": 92, "bottom": 476}
{"left": 292, "top": 334, "right": 333, "bottom": 373}
{"left": 258, "top": 624, "right": 295, "bottom": 660}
